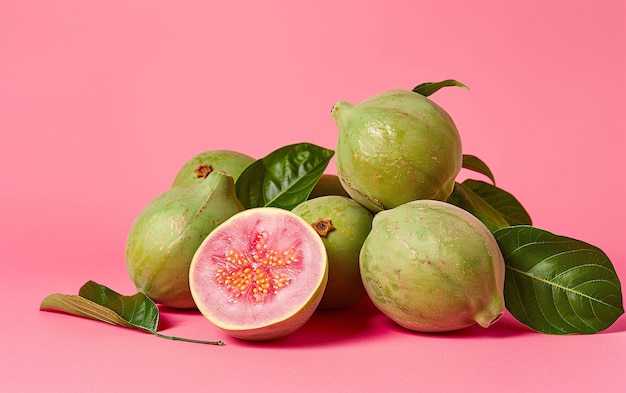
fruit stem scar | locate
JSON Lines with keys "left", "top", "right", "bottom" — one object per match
{"left": 194, "top": 164, "right": 213, "bottom": 179}
{"left": 312, "top": 218, "right": 335, "bottom": 238}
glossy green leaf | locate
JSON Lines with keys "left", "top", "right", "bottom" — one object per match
{"left": 78, "top": 280, "right": 159, "bottom": 332}
{"left": 446, "top": 182, "right": 510, "bottom": 232}
{"left": 461, "top": 179, "right": 532, "bottom": 226}
{"left": 235, "top": 143, "right": 334, "bottom": 210}
{"left": 462, "top": 154, "right": 496, "bottom": 185}
{"left": 41, "top": 281, "right": 224, "bottom": 345}
{"left": 412, "top": 79, "right": 468, "bottom": 97}
{"left": 494, "top": 226, "right": 624, "bottom": 334}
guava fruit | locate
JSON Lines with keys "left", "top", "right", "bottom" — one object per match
{"left": 308, "top": 174, "right": 351, "bottom": 199}
{"left": 331, "top": 89, "right": 463, "bottom": 212}
{"left": 359, "top": 199, "right": 505, "bottom": 332}
{"left": 171, "top": 149, "right": 254, "bottom": 187}
{"left": 189, "top": 207, "right": 328, "bottom": 341}
{"left": 292, "top": 196, "right": 373, "bottom": 309}
{"left": 125, "top": 170, "right": 245, "bottom": 309}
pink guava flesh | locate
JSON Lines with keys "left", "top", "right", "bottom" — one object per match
{"left": 189, "top": 208, "right": 327, "bottom": 340}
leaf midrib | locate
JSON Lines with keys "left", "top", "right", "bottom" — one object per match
{"left": 263, "top": 161, "right": 327, "bottom": 207}
{"left": 505, "top": 264, "right": 623, "bottom": 312}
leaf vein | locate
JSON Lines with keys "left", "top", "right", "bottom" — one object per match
{"left": 506, "top": 265, "right": 623, "bottom": 311}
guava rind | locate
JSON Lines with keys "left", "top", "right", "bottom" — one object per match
{"left": 171, "top": 150, "right": 255, "bottom": 187}
{"left": 189, "top": 207, "right": 328, "bottom": 341}
{"left": 125, "top": 171, "right": 245, "bottom": 309}
{"left": 359, "top": 199, "right": 505, "bottom": 332}
{"left": 332, "top": 89, "right": 463, "bottom": 212}
{"left": 292, "top": 196, "right": 374, "bottom": 310}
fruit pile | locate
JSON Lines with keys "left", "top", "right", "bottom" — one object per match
{"left": 44, "top": 80, "right": 622, "bottom": 342}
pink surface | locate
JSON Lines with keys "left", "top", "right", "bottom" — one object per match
{"left": 1, "top": 0, "right": 625, "bottom": 391}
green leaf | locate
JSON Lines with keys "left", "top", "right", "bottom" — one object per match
{"left": 446, "top": 182, "right": 511, "bottom": 232}
{"left": 40, "top": 293, "right": 146, "bottom": 330}
{"left": 40, "top": 281, "right": 224, "bottom": 345}
{"left": 462, "top": 154, "right": 496, "bottom": 185}
{"left": 412, "top": 79, "right": 468, "bottom": 97}
{"left": 235, "top": 143, "right": 335, "bottom": 210}
{"left": 461, "top": 179, "right": 532, "bottom": 226}
{"left": 78, "top": 280, "right": 159, "bottom": 332}
{"left": 494, "top": 226, "right": 624, "bottom": 334}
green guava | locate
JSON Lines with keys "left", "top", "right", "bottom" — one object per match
{"left": 125, "top": 170, "right": 245, "bottom": 309}
{"left": 308, "top": 174, "right": 351, "bottom": 199}
{"left": 359, "top": 199, "right": 505, "bottom": 332}
{"left": 189, "top": 207, "right": 328, "bottom": 341}
{"left": 171, "top": 149, "right": 255, "bottom": 187}
{"left": 331, "top": 89, "right": 463, "bottom": 212}
{"left": 292, "top": 196, "right": 374, "bottom": 310}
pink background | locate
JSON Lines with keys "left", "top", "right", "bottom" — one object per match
{"left": 2, "top": 0, "right": 625, "bottom": 391}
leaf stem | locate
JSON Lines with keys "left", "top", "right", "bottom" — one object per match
{"left": 154, "top": 332, "right": 225, "bottom": 345}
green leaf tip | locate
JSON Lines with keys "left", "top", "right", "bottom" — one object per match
{"left": 412, "top": 79, "right": 469, "bottom": 97}
{"left": 462, "top": 154, "right": 496, "bottom": 185}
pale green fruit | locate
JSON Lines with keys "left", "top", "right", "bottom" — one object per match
{"left": 126, "top": 170, "right": 245, "bottom": 309}
{"left": 308, "top": 174, "right": 351, "bottom": 199}
{"left": 360, "top": 200, "right": 505, "bottom": 332}
{"left": 171, "top": 150, "right": 254, "bottom": 187}
{"left": 292, "top": 196, "right": 373, "bottom": 309}
{"left": 332, "top": 89, "right": 463, "bottom": 212}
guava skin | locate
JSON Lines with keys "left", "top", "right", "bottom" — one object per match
{"left": 171, "top": 150, "right": 255, "bottom": 187}
{"left": 189, "top": 207, "right": 328, "bottom": 341}
{"left": 332, "top": 89, "right": 463, "bottom": 212}
{"left": 125, "top": 171, "right": 245, "bottom": 309}
{"left": 308, "top": 174, "right": 351, "bottom": 199}
{"left": 359, "top": 200, "right": 505, "bottom": 332}
{"left": 292, "top": 196, "right": 374, "bottom": 310}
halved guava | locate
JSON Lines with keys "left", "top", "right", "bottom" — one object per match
{"left": 189, "top": 207, "right": 328, "bottom": 341}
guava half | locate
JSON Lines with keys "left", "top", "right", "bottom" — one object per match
{"left": 189, "top": 207, "right": 328, "bottom": 341}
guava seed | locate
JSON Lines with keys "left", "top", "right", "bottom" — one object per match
{"left": 214, "top": 231, "right": 298, "bottom": 303}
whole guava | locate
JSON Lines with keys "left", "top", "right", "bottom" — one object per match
{"left": 292, "top": 196, "right": 373, "bottom": 310}
{"left": 171, "top": 149, "right": 254, "bottom": 187}
{"left": 126, "top": 170, "right": 245, "bottom": 309}
{"left": 359, "top": 199, "right": 505, "bottom": 332}
{"left": 189, "top": 207, "right": 328, "bottom": 341}
{"left": 332, "top": 89, "right": 463, "bottom": 212}
{"left": 308, "top": 174, "right": 351, "bottom": 199}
